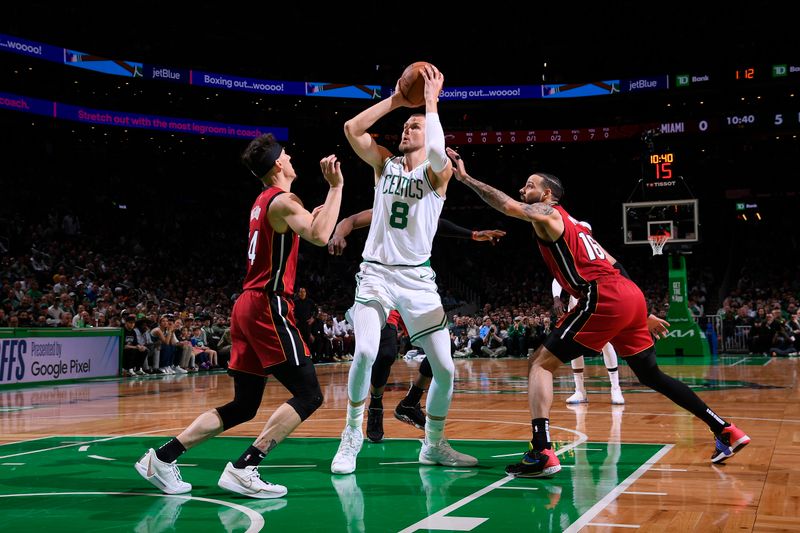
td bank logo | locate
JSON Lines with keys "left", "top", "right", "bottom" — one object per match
{"left": 675, "top": 74, "right": 690, "bottom": 87}
{"left": 772, "top": 64, "right": 787, "bottom": 77}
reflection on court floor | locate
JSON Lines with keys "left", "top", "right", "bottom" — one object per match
{"left": 0, "top": 435, "right": 667, "bottom": 532}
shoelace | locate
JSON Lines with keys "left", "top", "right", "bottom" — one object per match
{"left": 242, "top": 467, "right": 262, "bottom": 483}
{"left": 169, "top": 463, "right": 185, "bottom": 482}
{"left": 340, "top": 430, "right": 361, "bottom": 454}
{"left": 431, "top": 440, "right": 459, "bottom": 460}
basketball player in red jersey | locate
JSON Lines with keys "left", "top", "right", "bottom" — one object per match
{"left": 446, "top": 147, "right": 750, "bottom": 477}
{"left": 135, "top": 133, "right": 344, "bottom": 497}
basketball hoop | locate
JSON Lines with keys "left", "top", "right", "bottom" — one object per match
{"left": 648, "top": 233, "right": 670, "bottom": 256}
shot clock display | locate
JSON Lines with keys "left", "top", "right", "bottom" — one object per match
{"left": 645, "top": 151, "right": 677, "bottom": 190}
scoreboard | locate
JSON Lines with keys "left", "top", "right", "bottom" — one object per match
{"left": 443, "top": 106, "right": 800, "bottom": 146}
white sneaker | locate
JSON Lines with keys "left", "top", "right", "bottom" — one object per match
{"left": 419, "top": 439, "right": 478, "bottom": 467}
{"left": 134, "top": 448, "right": 192, "bottom": 494}
{"left": 173, "top": 365, "right": 188, "bottom": 374}
{"left": 331, "top": 426, "right": 364, "bottom": 474}
{"left": 610, "top": 387, "right": 625, "bottom": 405}
{"left": 566, "top": 391, "right": 588, "bottom": 404}
{"left": 217, "top": 462, "right": 287, "bottom": 499}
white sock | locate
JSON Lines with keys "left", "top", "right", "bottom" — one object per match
{"left": 573, "top": 371, "right": 585, "bottom": 393}
{"left": 571, "top": 357, "right": 586, "bottom": 393}
{"left": 346, "top": 403, "right": 365, "bottom": 429}
{"left": 603, "top": 344, "right": 620, "bottom": 388}
{"left": 425, "top": 417, "right": 445, "bottom": 444}
{"left": 607, "top": 369, "right": 620, "bottom": 389}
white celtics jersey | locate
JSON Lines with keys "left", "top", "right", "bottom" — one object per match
{"left": 362, "top": 156, "right": 445, "bottom": 266}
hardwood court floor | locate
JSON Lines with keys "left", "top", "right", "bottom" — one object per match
{"left": 1, "top": 355, "right": 798, "bottom": 532}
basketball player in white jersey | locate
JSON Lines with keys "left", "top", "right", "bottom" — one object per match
{"left": 552, "top": 220, "right": 624, "bottom": 405}
{"left": 331, "top": 65, "right": 477, "bottom": 474}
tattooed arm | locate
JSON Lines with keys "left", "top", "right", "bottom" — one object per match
{"left": 446, "top": 147, "right": 558, "bottom": 224}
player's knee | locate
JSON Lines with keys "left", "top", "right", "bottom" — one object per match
{"left": 352, "top": 348, "right": 378, "bottom": 372}
{"left": 288, "top": 390, "right": 324, "bottom": 421}
{"left": 215, "top": 371, "right": 265, "bottom": 430}
{"left": 419, "top": 357, "right": 433, "bottom": 378}
{"left": 530, "top": 347, "right": 561, "bottom": 372}
{"left": 626, "top": 347, "right": 661, "bottom": 387}
{"left": 216, "top": 401, "right": 259, "bottom": 430}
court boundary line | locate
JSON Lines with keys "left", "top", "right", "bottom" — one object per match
{"left": 563, "top": 444, "right": 673, "bottom": 533}
{"left": 0, "top": 435, "right": 55, "bottom": 448}
{"left": 0, "top": 428, "right": 184, "bottom": 460}
{"left": 397, "top": 426, "right": 588, "bottom": 533}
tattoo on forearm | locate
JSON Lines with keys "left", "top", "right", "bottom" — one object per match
{"left": 462, "top": 175, "right": 514, "bottom": 211}
{"left": 522, "top": 203, "right": 554, "bottom": 217}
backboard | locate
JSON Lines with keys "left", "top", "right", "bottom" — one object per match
{"left": 623, "top": 199, "right": 699, "bottom": 245}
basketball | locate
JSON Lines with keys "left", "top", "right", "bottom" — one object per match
{"left": 398, "top": 61, "right": 435, "bottom": 107}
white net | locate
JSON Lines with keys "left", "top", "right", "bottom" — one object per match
{"left": 648, "top": 234, "right": 670, "bottom": 255}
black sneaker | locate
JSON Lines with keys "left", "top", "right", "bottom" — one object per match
{"left": 394, "top": 402, "right": 426, "bottom": 430}
{"left": 505, "top": 448, "right": 561, "bottom": 478}
{"left": 366, "top": 407, "right": 384, "bottom": 443}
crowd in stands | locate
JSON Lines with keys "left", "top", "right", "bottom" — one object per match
{"left": 2, "top": 199, "right": 799, "bottom": 372}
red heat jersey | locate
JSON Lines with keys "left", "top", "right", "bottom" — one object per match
{"left": 242, "top": 186, "right": 300, "bottom": 296}
{"left": 537, "top": 205, "right": 619, "bottom": 300}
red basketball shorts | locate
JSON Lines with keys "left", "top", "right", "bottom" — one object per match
{"left": 229, "top": 290, "right": 311, "bottom": 377}
{"left": 545, "top": 276, "right": 654, "bottom": 362}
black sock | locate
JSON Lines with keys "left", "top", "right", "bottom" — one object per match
{"left": 233, "top": 445, "right": 265, "bottom": 469}
{"left": 155, "top": 438, "right": 186, "bottom": 463}
{"left": 402, "top": 385, "right": 425, "bottom": 406}
{"left": 370, "top": 392, "right": 383, "bottom": 409}
{"left": 531, "top": 418, "right": 551, "bottom": 451}
{"left": 628, "top": 352, "right": 729, "bottom": 434}
{"left": 643, "top": 371, "right": 728, "bottom": 433}
{"left": 704, "top": 407, "right": 729, "bottom": 434}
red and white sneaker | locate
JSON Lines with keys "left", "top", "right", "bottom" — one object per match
{"left": 711, "top": 423, "right": 750, "bottom": 464}
{"left": 505, "top": 447, "right": 561, "bottom": 478}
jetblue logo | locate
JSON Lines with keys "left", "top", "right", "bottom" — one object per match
{"left": 152, "top": 68, "right": 182, "bottom": 80}
{"left": 628, "top": 79, "right": 657, "bottom": 91}
{"left": 0, "top": 340, "right": 27, "bottom": 382}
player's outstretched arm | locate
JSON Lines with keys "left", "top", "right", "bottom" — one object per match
{"left": 446, "top": 147, "right": 555, "bottom": 224}
{"left": 327, "top": 209, "right": 373, "bottom": 255}
{"left": 437, "top": 218, "right": 506, "bottom": 244}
